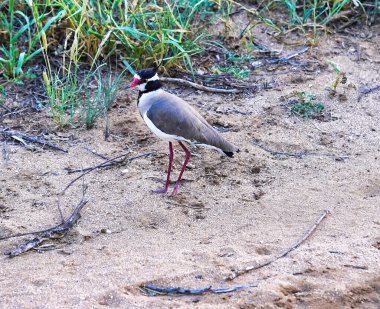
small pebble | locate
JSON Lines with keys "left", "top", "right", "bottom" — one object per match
{"left": 100, "top": 228, "right": 112, "bottom": 234}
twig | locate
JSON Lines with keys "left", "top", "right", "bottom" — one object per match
{"left": 226, "top": 210, "right": 330, "bottom": 280}
{"left": 338, "top": 19, "right": 358, "bottom": 31}
{"left": 0, "top": 104, "right": 12, "bottom": 113}
{"left": 2, "top": 141, "right": 9, "bottom": 163}
{"left": 1, "top": 127, "right": 68, "bottom": 153}
{"left": 62, "top": 152, "right": 155, "bottom": 194}
{"left": 83, "top": 145, "right": 110, "bottom": 160}
{"left": 3, "top": 191, "right": 88, "bottom": 258}
{"left": 325, "top": 10, "right": 352, "bottom": 24}
{"left": 0, "top": 107, "right": 30, "bottom": 118}
{"left": 251, "top": 46, "right": 309, "bottom": 69}
{"left": 358, "top": 84, "right": 380, "bottom": 102}
{"left": 63, "top": 153, "right": 129, "bottom": 193}
{"left": 56, "top": 199, "right": 65, "bottom": 224}
{"left": 66, "top": 151, "right": 154, "bottom": 174}
{"left": 166, "top": 200, "right": 208, "bottom": 210}
{"left": 140, "top": 283, "right": 257, "bottom": 296}
{"left": 160, "top": 77, "right": 243, "bottom": 94}
{"left": 252, "top": 140, "right": 348, "bottom": 160}
{"left": 343, "top": 264, "right": 368, "bottom": 270}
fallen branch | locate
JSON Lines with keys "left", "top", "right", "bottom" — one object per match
{"left": 83, "top": 145, "right": 110, "bottom": 160}
{"left": 0, "top": 107, "right": 30, "bottom": 118}
{"left": 226, "top": 210, "right": 330, "bottom": 280}
{"left": 3, "top": 192, "right": 88, "bottom": 258}
{"left": 251, "top": 46, "right": 309, "bottom": 70}
{"left": 140, "top": 283, "right": 257, "bottom": 296}
{"left": 358, "top": 84, "right": 380, "bottom": 102}
{"left": 160, "top": 77, "right": 243, "bottom": 94}
{"left": 1, "top": 127, "right": 68, "bottom": 153}
{"left": 62, "top": 151, "right": 155, "bottom": 194}
{"left": 252, "top": 140, "right": 348, "bottom": 160}
{"left": 2, "top": 140, "right": 9, "bottom": 163}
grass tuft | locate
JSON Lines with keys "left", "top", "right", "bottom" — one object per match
{"left": 81, "top": 66, "right": 124, "bottom": 134}
{"left": 289, "top": 91, "right": 325, "bottom": 119}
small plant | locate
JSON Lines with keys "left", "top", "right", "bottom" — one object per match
{"left": 212, "top": 65, "right": 250, "bottom": 79}
{"left": 0, "top": 85, "right": 5, "bottom": 105}
{"left": 81, "top": 67, "right": 124, "bottom": 137}
{"left": 43, "top": 69, "right": 82, "bottom": 127}
{"left": 328, "top": 61, "right": 347, "bottom": 92}
{"left": 263, "top": 0, "right": 366, "bottom": 40}
{"left": 289, "top": 91, "right": 325, "bottom": 118}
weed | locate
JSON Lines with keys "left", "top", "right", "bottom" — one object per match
{"left": 328, "top": 61, "right": 346, "bottom": 92}
{"left": 0, "top": 85, "right": 5, "bottom": 105}
{"left": 289, "top": 91, "right": 325, "bottom": 118}
{"left": 206, "top": 41, "right": 253, "bottom": 63}
{"left": 263, "top": 0, "right": 366, "bottom": 40}
{"left": 0, "top": 0, "right": 63, "bottom": 81}
{"left": 212, "top": 65, "right": 250, "bottom": 79}
{"left": 43, "top": 68, "right": 81, "bottom": 127}
{"left": 271, "top": 0, "right": 365, "bottom": 25}
{"left": 81, "top": 67, "right": 124, "bottom": 136}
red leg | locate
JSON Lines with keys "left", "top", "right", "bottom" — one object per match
{"left": 153, "top": 142, "right": 173, "bottom": 194}
{"left": 171, "top": 141, "right": 191, "bottom": 196}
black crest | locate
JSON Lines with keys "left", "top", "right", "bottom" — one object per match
{"left": 136, "top": 67, "right": 157, "bottom": 80}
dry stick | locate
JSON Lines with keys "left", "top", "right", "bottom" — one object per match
{"left": 140, "top": 283, "right": 257, "bottom": 296}
{"left": 160, "top": 77, "right": 243, "bottom": 94}
{"left": 2, "top": 140, "right": 9, "bottom": 162}
{"left": 62, "top": 152, "right": 129, "bottom": 193}
{"left": 83, "top": 145, "right": 110, "bottom": 160}
{"left": 56, "top": 199, "right": 65, "bottom": 224}
{"left": 62, "top": 152, "right": 155, "bottom": 194}
{"left": 0, "top": 191, "right": 79, "bottom": 242}
{"left": 251, "top": 46, "right": 309, "bottom": 69}
{"left": 252, "top": 140, "right": 348, "bottom": 160}
{"left": 226, "top": 210, "right": 330, "bottom": 280}
{"left": 4, "top": 191, "right": 88, "bottom": 258}
{"left": 1, "top": 128, "right": 68, "bottom": 153}
{"left": 66, "top": 151, "right": 153, "bottom": 174}
{"left": 1, "top": 107, "right": 30, "bottom": 118}
{"left": 358, "top": 84, "right": 380, "bottom": 102}
{"left": 325, "top": 9, "right": 352, "bottom": 23}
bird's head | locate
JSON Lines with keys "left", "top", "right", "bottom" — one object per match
{"left": 129, "top": 68, "right": 159, "bottom": 91}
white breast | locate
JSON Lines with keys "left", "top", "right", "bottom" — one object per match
{"left": 138, "top": 89, "right": 163, "bottom": 114}
{"left": 142, "top": 113, "right": 191, "bottom": 143}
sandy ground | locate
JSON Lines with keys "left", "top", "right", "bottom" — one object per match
{"left": 1, "top": 30, "right": 380, "bottom": 308}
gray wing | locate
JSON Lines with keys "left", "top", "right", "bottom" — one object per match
{"left": 146, "top": 92, "right": 238, "bottom": 153}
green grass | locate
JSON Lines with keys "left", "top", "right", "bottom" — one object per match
{"left": 0, "top": 0, "right": 373, "bottom": 129}
{"left": 267, "top": 0, "right": 365, "bottom": 25}
{"left": 0, "top": 85, "right": 4, "bottom": 105}
{"left": 0, "top": 0, "right": 64, "bottom": 81}
{"left": 0, "top": 0, "right": 272, "bottom": 81}
{"left": 212, "top": 65, "right": 250, "bottom": 79}
{"left": 43, "top": 68, "right": 80, "bottom": 127}
{"left": 1, "top": 0, "right": 266, "bottom": 128}
{"left": 81, "top": 66, "right": 124, "bottom": 134}
{"left": 262, "top": 0, "right": 368, "bottom": 41}
{"left": 289, "top": 91, "right": 325, "bottom": 118}
{"left": 43, "top": 65, "right": 124, "bottom": 130}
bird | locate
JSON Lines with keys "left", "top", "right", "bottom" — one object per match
{"left": 128, "top": 67, "right": 239, "bottom": 195}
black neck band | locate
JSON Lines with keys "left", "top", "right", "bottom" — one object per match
{"left": 137, "top": 80, "right": 162, "bottom": 102}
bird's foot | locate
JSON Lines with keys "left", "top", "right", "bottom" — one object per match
{"left": 153, "top": 187, "right": 168, "bottom": 194}
{"left": 170, "top": 184, "right": 181, "bottom": 196}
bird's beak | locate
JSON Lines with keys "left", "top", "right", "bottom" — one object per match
{"left": 128, "top": 77, "right": 140, "bottom": 88}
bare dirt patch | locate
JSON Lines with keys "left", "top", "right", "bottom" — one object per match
{"left": 1, "top": 31, "right": 380, "bottom": 308}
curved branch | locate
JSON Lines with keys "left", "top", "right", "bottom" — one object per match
{"left": 160, "top": 77, "right": 243, "bottom": 94}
